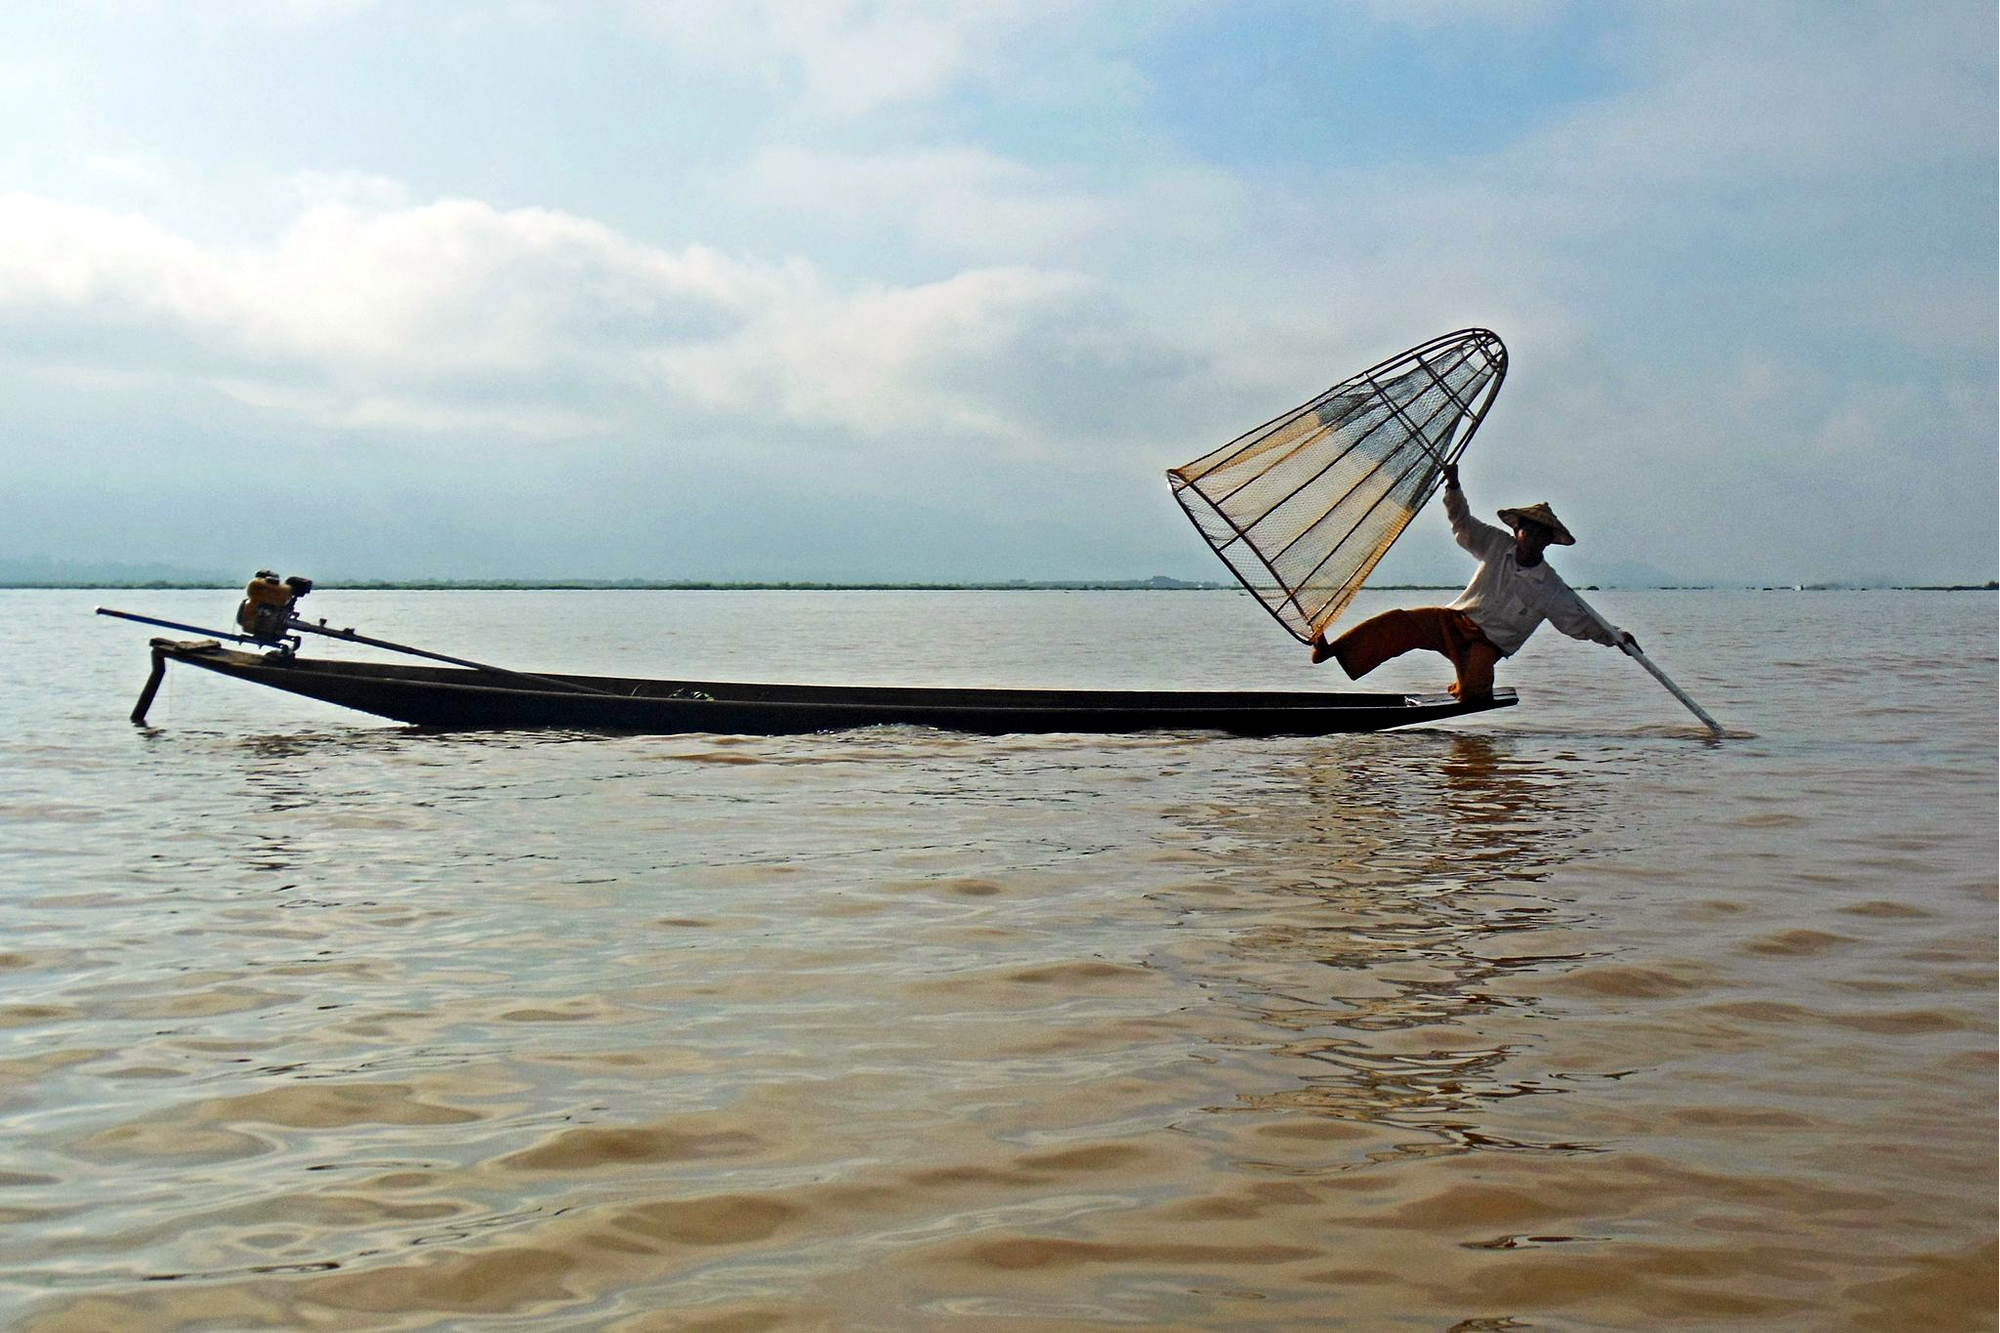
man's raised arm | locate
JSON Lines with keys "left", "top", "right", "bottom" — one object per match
{"left": 1440, "top": 464, "right": 1510, "bottom": 558}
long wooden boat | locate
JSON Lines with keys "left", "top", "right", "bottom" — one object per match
{"left": 136, "top": 638, "right": 1517, "bottom": 736}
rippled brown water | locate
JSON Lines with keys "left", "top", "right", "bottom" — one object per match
{"left": 3, "top": 588, "right": 1994, "bottom": 1330}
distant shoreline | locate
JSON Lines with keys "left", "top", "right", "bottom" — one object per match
{"left": 11, "top": 580, "right": 1996, "bottom": 592}
{"left": 24, "top": 579, "right": 1249, "bottom": 592}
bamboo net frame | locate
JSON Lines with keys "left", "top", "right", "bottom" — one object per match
{"left": 1168, "top": 328, "right": 1508, "bottom": 644}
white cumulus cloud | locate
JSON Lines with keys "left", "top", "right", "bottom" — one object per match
{"left": 0, "top": 186, "right": 1193, "bottom": 448}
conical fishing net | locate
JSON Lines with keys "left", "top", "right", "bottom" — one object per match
{"left": 1168, "top": 328, "right": 1508, "bottom": 644}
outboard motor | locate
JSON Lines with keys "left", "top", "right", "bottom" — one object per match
{"left": 236, "top": 571, "right": 312, "bottom": 643}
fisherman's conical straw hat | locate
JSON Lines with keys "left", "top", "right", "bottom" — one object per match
{"left": 1496, "top": 502, "right": 1575, "bottom": 545}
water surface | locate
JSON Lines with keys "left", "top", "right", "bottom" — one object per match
{"left": 2, "top": 588, "right": 1993, "bottom": 1329}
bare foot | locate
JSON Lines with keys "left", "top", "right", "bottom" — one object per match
{"left": 1310, "top": 636, "right": 1336, "bottom": 665}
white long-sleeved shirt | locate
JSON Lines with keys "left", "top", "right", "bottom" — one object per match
{"left": 1443, "top": 484, "right": 1621, "bottom": 657}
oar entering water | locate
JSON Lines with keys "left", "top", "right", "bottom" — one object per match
{"left": 1570, "top": 595, "right": 1724, "bottom": 735}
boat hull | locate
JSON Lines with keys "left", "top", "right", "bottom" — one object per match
{"left": 144, "top": 640, "right": 1518, "bottom": 736}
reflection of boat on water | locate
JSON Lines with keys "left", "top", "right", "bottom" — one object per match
{"left": 1161, "top": 734, "right": 1605, "bottom": 1154}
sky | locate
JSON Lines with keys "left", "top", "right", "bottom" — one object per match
{"left": 1, "top": 0, "right": 1993, "bottom": 585}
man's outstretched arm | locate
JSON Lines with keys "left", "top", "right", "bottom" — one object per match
{"left": 1541, "top": 585, "right": 1641, "bottom": 651}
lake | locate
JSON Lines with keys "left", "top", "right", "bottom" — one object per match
{"left": 1, "top": 587, "right": 1993, "bottom": 1330}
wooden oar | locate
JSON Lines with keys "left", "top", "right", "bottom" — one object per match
{"left": 1616, "top": 640, "right": 1724, "bottom": 734}
{"left": 96, "top": 606, "right": 271, "bottom": 646}
{"left": 284, "top": 618, "right": 617, "bottom": 696}
{"left": 1571, "top": 596, "right": 1724, "bottom": 736}
{"left": 96, "top": 606, "right": 614, "bottom": 697}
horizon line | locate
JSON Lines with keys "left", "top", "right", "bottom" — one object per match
{"left": 18, "top": 578, "right": 2000, "bottom": 593}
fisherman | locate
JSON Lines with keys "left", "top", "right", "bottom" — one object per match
{"left": 1310, "top": 463, "right": 1638, "bottom": 700}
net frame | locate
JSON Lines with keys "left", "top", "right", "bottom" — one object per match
{"left": 1168, "top": 328, "right": 1508, "bottom": 644}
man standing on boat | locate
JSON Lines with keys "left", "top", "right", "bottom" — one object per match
{"left": 1310, "top": 463, "right": 1638, "bottom": 700}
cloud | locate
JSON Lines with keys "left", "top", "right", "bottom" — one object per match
{"left": 82, "top": 153, "right": 165, "bottom": 190}
{"left": 650, "top": 262, "right": 1208, "bottom": 455}
{"left": 1, "top": 3, "right": 1988, "bottom": 581}
{"left": 736, "top": 143, "right": 1247, "bottom": 269}
{"left": 88, "top": 0, "right": 382, "bottom": 25}
{"left": 651, "top": 265, "right": 1080, "bottom": 436}
{"left": 623, "top": 0, "right": 1147, "bottom": 117}
{"left": 0, "top": 185, "right": 1207, "bottom": 452}
{"left": 1201, "top": 2, "right": 1994, "bottom": 380}
{"left": 0, "top": 189, "right": 752, "bottom": 430}
{"left": 1342, "top": 0, "right": 1562, "bottom": 31}
{"left": 626, "top": 0, "right": 1004, "bottom": 116}
{"left": 740, "top": 146, "right": 1114, "bottom": 259}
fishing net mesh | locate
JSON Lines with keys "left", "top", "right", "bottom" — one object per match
{"left": 1169, "top": 329, "right": 1507, "bottom": 644}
